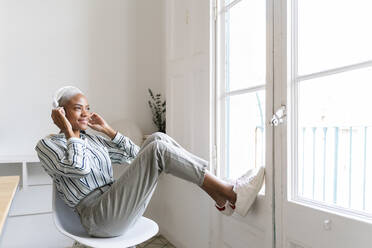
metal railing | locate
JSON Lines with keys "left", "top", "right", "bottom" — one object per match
{"left": 298, "top": 126, "right": 370, "bottom": 212}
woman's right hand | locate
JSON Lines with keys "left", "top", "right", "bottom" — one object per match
{"left": 51, "top": 107, "right": 72, "bottom": 133}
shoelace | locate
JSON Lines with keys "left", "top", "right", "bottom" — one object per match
{"left": 235, "top": 172, "right": 258, "bottom": 188}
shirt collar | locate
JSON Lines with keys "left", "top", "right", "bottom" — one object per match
{"left": 54, "top": 130, "right": 87, "bottom": 139}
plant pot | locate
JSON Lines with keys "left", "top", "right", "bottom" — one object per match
{"left": 143, "top": 134, "right": 151, "bottom": 143}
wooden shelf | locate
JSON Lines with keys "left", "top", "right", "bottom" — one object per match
{"left": 0, "top": 176, "right": 20, "bottom": 236}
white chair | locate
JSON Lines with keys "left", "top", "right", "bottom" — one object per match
{"left": 52, "top": 183, "right": 159, "bottom": 248}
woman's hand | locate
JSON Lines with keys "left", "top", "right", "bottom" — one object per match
{"left": 88, "top": 113, "right": 117, "bottom": 139}
{"left": 51, "top": 107, "right": 73, "bottom": 133}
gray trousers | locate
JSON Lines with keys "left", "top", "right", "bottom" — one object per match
{"left": 75, "top": 132, "right": 208, "bottom": 237}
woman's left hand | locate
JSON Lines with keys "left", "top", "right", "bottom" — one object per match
{"left": 88, "top": 113, "right": 116, "bottom": 138}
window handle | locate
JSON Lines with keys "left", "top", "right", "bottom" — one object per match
{"left": 271, "top": 105, "right": 286, "bottom": 126}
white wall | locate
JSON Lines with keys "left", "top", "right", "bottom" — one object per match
{"left": 135, "top": 0, "right": 166, "bottom": 134}
{"left": 0, "top": 1, "right": 165, "bottom": 247}
{"left": 0, "top": 0, "right": 213, "bottom": 247}
{"left": 87, "top": 0, "right": 166, "bottom": 136}
{"left": 0, "top": 0, "right": 164, "bottom": 158}
{"left": 143, "top": 1, "right": 214, "bottom": 247}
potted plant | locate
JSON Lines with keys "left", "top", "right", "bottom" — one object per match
{"left": 145, "top": 88, "right": 166, "bottom": 140}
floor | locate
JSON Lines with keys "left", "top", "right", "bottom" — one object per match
{"left": 71, "top": 235, "right": 175, "bottom": 248}
{"left": 138, "top": 235, "right": 176, "bottom": 248}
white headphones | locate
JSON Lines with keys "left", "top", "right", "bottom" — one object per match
{"left": 52, "top": 98, "right": 59, "bottom": 109}
{"left": 52, "top": 86, "right": 83, "bottom": 109}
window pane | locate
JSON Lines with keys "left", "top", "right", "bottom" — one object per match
{"left": 297, "top": 66, "right": 372, "bottom": 213}
{"left": 225, "top": 0, "right": 266, "bottom": 92}
{"left": 226, "top": 91, "right": 265, "bottom": 179}
{"left": 298, "top": 0, "right": 372, "bottom": 76}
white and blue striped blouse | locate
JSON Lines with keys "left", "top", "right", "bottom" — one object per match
{"left": 34, "top": 130, "right": 140, "bottom": 209}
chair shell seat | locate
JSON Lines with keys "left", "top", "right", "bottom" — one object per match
{"left": 52, "top": 183, "right": 159, "bottom": 248}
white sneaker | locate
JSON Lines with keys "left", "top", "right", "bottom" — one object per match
{"left": 233, "top": 166, "right": 265, "bottom": 217}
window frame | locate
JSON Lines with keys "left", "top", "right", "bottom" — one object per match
{"left": 215, "top": 0, "right": 269, "bottom": 180}
{"left": 289, "top": 0, "right": 372, "bottom": 220}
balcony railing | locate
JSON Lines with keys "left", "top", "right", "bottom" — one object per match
{"left": 252, "top": 125, "right": 371, "bottom": 214}
{"left": 297, "top": 126, "right": 371, "bottom": 213}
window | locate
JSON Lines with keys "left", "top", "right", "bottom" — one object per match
{"left": 292, "top": 0, "right": 372, "bottom": 215}
{"left": 216, "top": 0, "right": 267, "bottom": 179}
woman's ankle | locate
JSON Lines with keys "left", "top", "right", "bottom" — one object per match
{"left": 215, "top": 199, "right": 227, "bottom": 207}
{"left": 225, "top": 185, "right": 237, "bottom": 204}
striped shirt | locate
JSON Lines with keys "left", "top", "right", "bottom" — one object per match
{"left": 34, "top": 130, "right": 140, "bottom": 209}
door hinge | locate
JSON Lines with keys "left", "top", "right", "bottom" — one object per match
{"left": 212, "top": 144, "right": 218, "bottom": 175}
{"left": 271, "top": 105, "right": 286, "bottom": 126}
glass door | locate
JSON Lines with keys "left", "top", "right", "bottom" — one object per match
{"left": 281, "top": 0, "right": 372, "bottom": 247}
{"left": 214, "top": 0, "right": 274, "bottom": 247}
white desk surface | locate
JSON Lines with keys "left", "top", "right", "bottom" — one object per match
{"left": 0, "top": 155, "right": 39, "bottom": 163}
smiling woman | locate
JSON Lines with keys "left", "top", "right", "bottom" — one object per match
{"left": 35, "top": 86, "right": 264, "bottom": 238}
{"left": 51, "top": 86, "right": 116, "bottom": 141}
